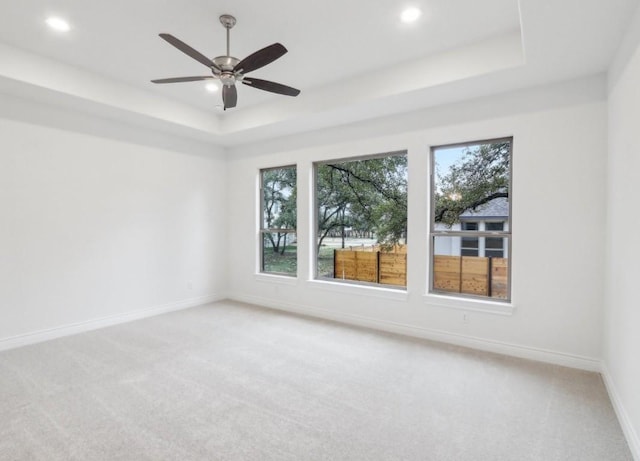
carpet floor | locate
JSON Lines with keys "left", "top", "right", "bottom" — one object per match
{"left": 0, "top": 300, "right": 632, "bottom": 460}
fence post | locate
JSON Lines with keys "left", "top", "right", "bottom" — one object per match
{"left": 488, "top": 257, "right": 493, "bottom": 298}
{"left": 376, "top": 251, "right": 380, "bottom": 284}
{"left": 459, "top": 256, "right": 463, "bottom": 294}
{"left": 403, "top": 252, "right": 407, "bottom": 286}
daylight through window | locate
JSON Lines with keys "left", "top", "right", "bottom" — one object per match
{"left": 260, "top": 166, "right": 297, "bottom": 276}
{"left": 314, "top": 152, "right": 408, "bottom": 288}
{"left": 430, "top": 139, "right": 512, "bottom": 300}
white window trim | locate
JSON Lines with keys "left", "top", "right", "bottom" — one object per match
{"left": 254, "top": 273, "right": 299, "bottom": 286}
{"left": 308, "top": 279, "right": 408, "bottom": 301}
{"left": 423, "top": 293, "right": 515, "bottom": 315}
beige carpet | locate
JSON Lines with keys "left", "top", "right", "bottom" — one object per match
{"left": 0, "top": 300, "right": 632, "bottom": 460}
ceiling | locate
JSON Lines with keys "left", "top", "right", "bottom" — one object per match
{"left": 0, "top": 0, "right": 637, "bottom": 147}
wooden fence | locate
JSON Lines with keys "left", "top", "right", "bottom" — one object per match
{"left": 334, "top": 245, "right": 407, "bottom": 287}
{"left": 433, "top": 255, "right": 508, "bottom": 299}
{"left": 333, "top": 246, "right": 508, "bottom": 298}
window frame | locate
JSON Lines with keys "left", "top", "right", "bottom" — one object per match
{"left": 312, "top": 150, "right": 408, "bottom": 289}
{"left": 259, "top": 165, "right": 298, "bottom": 278}
{"left": 429, "top": 137, "right": 513, "bottom": 302}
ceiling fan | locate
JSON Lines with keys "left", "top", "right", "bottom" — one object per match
{"left": 151, "top": 14, "right": 300, "bottom": 110}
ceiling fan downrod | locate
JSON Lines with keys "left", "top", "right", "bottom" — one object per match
{"left": 219, "top": 14, "right": 236, "bottom": 57}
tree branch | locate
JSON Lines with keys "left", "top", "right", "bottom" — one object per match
{"left": 435, "top": 192, "right": 508, "bottom": 223}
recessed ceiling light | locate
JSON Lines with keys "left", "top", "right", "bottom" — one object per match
{"left": 400, "top": 7, "right": 422, "bottom": 24}
{"left": 45, "top": 16, "right": 71, "bottom": 32}
{"left": 205, "top": 83, "right": 218, "bottom": 93}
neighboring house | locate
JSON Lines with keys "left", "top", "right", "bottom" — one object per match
{"left": 434, "top": 197, "right": 509, "bottom": 258}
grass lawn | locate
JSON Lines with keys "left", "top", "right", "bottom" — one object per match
{"left": 262, "top": 245, "right": 335, "bottom": 277}
{"left": 317, "top": 246, "right": 334, "bottom": 278}
{"left": 262, "top": 245, "right": 298, "bottom": 275}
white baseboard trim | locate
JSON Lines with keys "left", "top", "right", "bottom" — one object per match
{"left": 0, "top": 293, "right": 224, "bottom": 352}
{"left": 228, "top": 292, "right": 601, "bottom": 372}
{"left": 601, "top": 363, "right": 640, "bottom": 460}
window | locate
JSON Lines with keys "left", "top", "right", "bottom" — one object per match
{"left": 485, "top": 222, "right": 504, "bottom": 231}
{"left": 485, "top": 222, "right": 506, "bottom": 258}
{"left": 260, "top": 166, "right": 297, "bottom": 276}
{"left": 314, "top": 152, "right": 408, "bottom": 288}
{"left": 461, "top": 222, "right": 479, "bottom": 256}
{"left": 430, "top": 138, "right": 512, "bottom": 301}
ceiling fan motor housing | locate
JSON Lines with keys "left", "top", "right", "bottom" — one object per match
{"left": 212, "top": 56, "right": 240, "bottom": 72}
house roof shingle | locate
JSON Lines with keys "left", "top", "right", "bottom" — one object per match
{"left": 460, "top": 197, "right": 509, "bottom": 219}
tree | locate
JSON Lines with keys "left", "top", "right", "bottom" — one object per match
{"left": 434, "top": 142, "right": 510, "bottom": 226}
{"left": 262, "top": 167, "right": 296, "bottom": 254}
{"left": 316, "top": 155, "right": 408, "bottom": 250}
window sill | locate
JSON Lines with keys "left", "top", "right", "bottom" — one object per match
{"left": 423, "top": 293, "right": 514, "bottom": 316}
{"left": 254, "top": 273, "right": 299, "bottom": 286}
{"left": 307, "top": 279, "right": 408, "bottom": 301}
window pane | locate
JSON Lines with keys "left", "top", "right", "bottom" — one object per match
{"left": 260, "top": 166, "right": 297, "bottom": 276}
{"left": 486, "top": 222, "right": 504, "bottom": 231}
{"left": 461, "top": 237, "right": 479, "bottom": 249}
{"left": 462, "top": 222, "right": 478, "bottom": 231}
{"left": 315, "top": 153, "right": 408, "bottom": 288}
{"left": 262, "top": 232, "right": 297, "bottom": 275}
{"left": 433, "top": 235, "right": 509, "bottom": 299}
{"left": 485, "top": 237, "right": 504, "bottom": 249}
{"left": 261, "top": 167, "right": 296, "bottom": 230}
{"left": 433, "top": 141, "right": 510, "bottom": 225}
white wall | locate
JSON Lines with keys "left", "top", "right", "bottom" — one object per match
{"left": 0, "top": 101, "right": 227, "bottom": 346}
{"left": 603, "top": 6, "right": 640, "bottom": 458}
{"left": 226, "top": 76, "right": 608, "bottom": 370}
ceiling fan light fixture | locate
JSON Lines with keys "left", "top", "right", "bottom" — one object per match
{"left": 205, "top": 83, "right": 218, "bottom": 92}
{"left": 400, "top": 7, "right": 422, "bottom": 24}
{"left": 45, "top": 16, "right": 71, "bottom": 32}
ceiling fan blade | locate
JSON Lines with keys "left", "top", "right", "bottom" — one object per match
{"left": 222, "top": 85, "right": 238, "bottom": 110}
{"left": 151, "top": 76, "right": 214, "bottom": 84}
{"left": 234, "top": 43, "right": 287, "bottom": 74}
{"left": 159, "top": 33, "right": 221, "bottom": 71}
{"left": 242, "top": 77, "right": 300, "bottom": 97}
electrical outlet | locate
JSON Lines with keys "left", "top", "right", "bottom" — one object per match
{"left": 187, "top": 281, "right": 193, "bottom": 291}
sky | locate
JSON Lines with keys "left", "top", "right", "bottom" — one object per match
{"left": 433, "top": 145, "right": 467, "bottom": 191}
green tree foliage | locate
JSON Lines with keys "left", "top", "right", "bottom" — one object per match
{"left": 434, "top": 142, "right": 510, "bottom": 226}
{"left": 316, "top": 154, "right": 408, "bottom": 250}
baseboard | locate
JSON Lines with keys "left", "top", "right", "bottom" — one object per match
{"left": 601, "top": 363, "right": 640, "bottom": 460}
{"left": 0, "top": 293, "right": 224, "bottom": 352}
{"left": 228, "top": 292, "right": 601, "bottom": 372}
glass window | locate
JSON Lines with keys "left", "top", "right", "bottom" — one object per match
{"left": 430, "top": 139, "right": 512, "bottom": 301}
{"left": 485, "top": 222, "right": 506, "bottom": 258}
{"left": 314, "top": 152, "right": 408, "bottom": 288}
{"left": 461, "top": 221, "right": 479, "bottom": 256}
{"left": 486, "top": 222, "right": 504, "bottom": 231}
{"left": 260, "top": 166, "right": 297, "bottom": 276}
